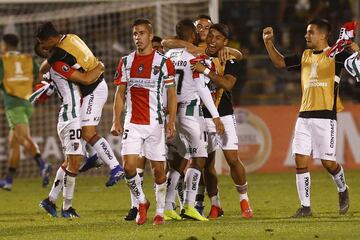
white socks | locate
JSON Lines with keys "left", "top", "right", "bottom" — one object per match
{"left": 63, "top": 173, "right": 76, "bottom": 210}
{"left": 126, "top": 173, "right": 146, "bottom": 204}
{"left": 296, "top": 172, "right": 311, "bottom": 207}
{"left": 184, "top": 168, "right": 201, "bottom": 206}
{"left": 331, "top": 165, "right": 347, "bottom": 192}
{"left": 155, "top": 181, "right": 167, "bottom": 216}
{"left": 165, "top": 169, "right": 181, "bottom": 210}
{"left": 49, "top": 167, "right": 65, "bottom": 202}
{"left": 92, "top": 137, "right": 119, "bottom": 169}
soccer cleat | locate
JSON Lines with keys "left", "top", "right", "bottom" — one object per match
{"left": 194, "top": 204, "right": 205, "bottom": 217}
{"left": 61, "top": 207, "right": 80, "bottom": 218}
{"left": 292, "top": 206, "right": 312, "bottom": 218}
{"left": 41, "top": 163, "right": 52, "bottom": 188}
{"left": 79, "top": 154, "right": 102, "bottom": 173}
{"left": 164, "top": 209, "right": 182, "bottom": 221}
{"left": 240, "top": 199, "right": 253, "bottom": 219}
{"left": 0, "top": 177, "right": 12, "bottom": 191}
{"left": 136, "top": 200, "right": 150, "bottom": 225}
{"left": 153, "top": 215, "right": 165, "bottom": 225}
{"left": 180, "top": 204, "right": 209, "bottom": 221}
{"left": 39, "top": 198, "right": 57, "bottom": 217}
{"left": 124, "top": 207, "right": 138, "bottom": 221}
{"left": 207, "top": 205, "right": 224, "bottom": 219}
{"left": 339, "top": 186, "right": 350, "bottom": 215}
{"left": 105, "top": 165, "right": 125, "bottom": 187}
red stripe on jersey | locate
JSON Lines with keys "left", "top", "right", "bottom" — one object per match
{"left": 192, "top": 71, "right": 200, "bottom": 79}
{"left": 130, "top": 51, "right": 155, "bottom": 78}
{"left": 130, "top": 87, "right": 150, "bottom": 125}
{"left": 165, "top": 58, "right": 175, "bottom": 77}
{"left": 114, "top": 58, "right": 123, "bottom": 85}
{"left": 52, "top": 61, "right": 75, "bottom": 79}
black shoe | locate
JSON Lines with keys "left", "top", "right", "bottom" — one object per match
{"left": 124, "top": 207, "right": 138, "bottom": 221}
{"left": 292, "top": 206, "right": 312, "bottom": 218}
{"left": 79, "top": 154, "right": 102, "bottom": 173}
{"left": 39, "top": 198, "right": 57, "bottom": 217}
{"left": 339, "top": 186, "right": 349, "bottom": 215}
{"left": 61, "top": 207, "right": 80, "bottom": 218}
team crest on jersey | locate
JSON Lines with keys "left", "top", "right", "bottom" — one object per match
{"left": 138, "top": 64, "right": 144, "bottom": 74}
{"left": 62, "top": 64, "right": 70, "bottom": 72}
{"left": 72, "top": 142, "right": 79, "bottom": 151}
{"left": 153, "top": 65, "right": 160, "bottom": 75}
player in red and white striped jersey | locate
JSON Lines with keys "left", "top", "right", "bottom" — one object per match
{"left": 111, "top": 19, "right": 177, "bottom": 225}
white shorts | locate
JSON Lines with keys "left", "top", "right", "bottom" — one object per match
{"left": 206, "top": 114, "right": 239, "bottom": 153}
{"left": 121, "top": 122, "right": 166, "bottom": 161}
{"left": 81, "top": 80, "right": 108, "bottom": 127}
{"left": 176, "top": 115, "right": 208, "bottom": 159}
{"left": 57, "top": 118, "right": 83, "bottom": 156}
{"left": 292, "top": 117, "right": 337, "bottom": 161}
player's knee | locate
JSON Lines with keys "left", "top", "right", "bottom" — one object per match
{"left": 67, "top": 156, "right": 83, "bottom": 174}
{"left": 321, "top": 160, "right": 337, "bottom": 173}
{"left": 227, "top": 157, "right": 241, "bottom": 169}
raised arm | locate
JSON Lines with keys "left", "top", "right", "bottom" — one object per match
{"left": 162, "top": 37, "right": 203, "bottom": 55}
{"left": 111, "top": 85, "right": 126, "bottom": 136}
{"left": 262, "top": 27, "right": 286, "bottom": 68}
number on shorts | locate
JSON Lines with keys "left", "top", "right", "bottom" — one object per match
{"left": 69, "top": 129, "right": 81, "bottom": 140}
{"left": 176, "top": 69, "right": 184, "bottom": 95}
{"left": 123, "top": 129, "right": 129, "bottom": 140}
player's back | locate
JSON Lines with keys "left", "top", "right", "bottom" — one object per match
{"left": 166, "top": 48, "right": 200, "bottom": 104}
{"left": 48, "top": 64, "right": 81, "bottom": 121}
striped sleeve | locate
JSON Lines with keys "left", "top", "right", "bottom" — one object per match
{"left": 114, "top": 57, "right": 127, "bottom": 85}
{"left": 52, "top": 61, "right": 75, "bottom": 79}
{"left": 163, "top": 58, "right": 175, "bottom": 88}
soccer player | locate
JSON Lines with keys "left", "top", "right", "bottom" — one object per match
{"left": 34, "top": 42, "right": 105, "bottom": 218}
{"left": 163, "top": 19, "right": 224, "bottom": 221}
{"left": 111, "top": 19, "right": 177, "bottom": 225}
{"left": 263, "top": 18, "right": 351, "bottom": 217}
{"left": 36, "top": 22, "right": 124, "bottom": 187}
{"left": 152, "top": 36, "right": 164, "bottom": 54}
{"left": 162, "top": 15, "right": 242, "bottom": 63}
{"left": 191, "top": 23, "right": 253, "bottom": 219}
{"left": 0, "top": 34, "right": 51, "bottom": 191}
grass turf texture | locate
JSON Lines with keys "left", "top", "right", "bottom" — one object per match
{"left": 1, "top": 171, "right": 360, "bottom": 240}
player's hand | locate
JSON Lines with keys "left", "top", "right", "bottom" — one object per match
{"left": 263, "top": 27, "right": 274, "bottom": 43}
{"left": 165, "top": 120, "right": 176, "bottom": 139}
{"left": 191, "top": 61, "right": 206, "bottom": 73}
{"left": 218, "top": 47, "right": 231, "bottom": 64}
{"left": 347, "top": 42, "right": 360, "bottom": 53}
{"left": 110, "top": 122, "right": 123, "bottom": 136}
{"left": 213, "top": 117, "right": 224, "bottom": 135}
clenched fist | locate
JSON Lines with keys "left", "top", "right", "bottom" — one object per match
{"left": 263, "top": 27, "right": 274, "bottom": 42}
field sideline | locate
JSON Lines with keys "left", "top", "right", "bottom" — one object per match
{"left": 1, "top": 171, "right": 360, "bottom": 240}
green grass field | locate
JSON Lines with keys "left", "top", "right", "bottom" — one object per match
{"left": 1, "top": 170, "right": 360, "bottom": 240}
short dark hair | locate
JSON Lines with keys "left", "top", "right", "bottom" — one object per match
{"left": 132, "top": 19, "right": 153, "bottom": 33}
{"left": 195, "top": 14, "right": 212, "bottom": 23}
{"left": 308, "top": 18, "right": 331, "bottom": 33}
{"left": 176, "top": 19, "right": 196, "bottom": 40}
{"left": 152, "top": 36, "right": 162, "bottom": 43}
{"left": 36, "top": 22, "right": 59, "bottom": 40}
{"left": 3, "top": 34, "right": 19, "bottom": 48}
{"left": 209, "top": 23, "right": 230, "bottom": 39}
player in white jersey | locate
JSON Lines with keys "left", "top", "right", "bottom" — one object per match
{"left": 33, "top": 43, "right": 104, "bottom": 218}
{"left": 36, "top": 22, "right": 124, "bottom": 187}
{"left": 111, "top": 19, "right": 177, "bottom": 225}
{"left": 163, "top": 19, "right": 224, "bottom": 221}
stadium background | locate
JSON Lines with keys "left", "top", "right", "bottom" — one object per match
{"left": 0, "top": 0, "right": 359, "bottom": 178}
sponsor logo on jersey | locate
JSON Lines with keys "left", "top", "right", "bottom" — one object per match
{"left": 153, "top": 65, "right": 160, "bottom": 75}
{"left": 138, "top": 64, "right": 144, "bottom": 74}
{"left": 62, "top": 64, "right": 70, "bottom": 72}
{"left": 73, "top": 142, "right": 79, "bottom": 151}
